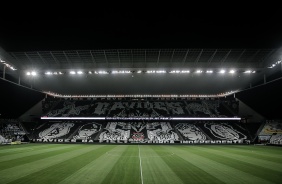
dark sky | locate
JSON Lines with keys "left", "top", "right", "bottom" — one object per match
{"left": 1, "top": 5, "right": 282, "bottom": 51}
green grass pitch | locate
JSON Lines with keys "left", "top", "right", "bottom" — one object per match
{"left": 0, "top": 144, "right": 282, "bottom": 184}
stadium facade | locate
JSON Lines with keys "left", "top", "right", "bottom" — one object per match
{"left": 1, "top": 47, "right": 282, "bottom": 145}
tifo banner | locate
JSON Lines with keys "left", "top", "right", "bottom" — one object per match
{"left": 32, "top": 138, "right": 249, "bottom": 144}
{"left": 30, "top": 121, "right": 251, "bottom": 144}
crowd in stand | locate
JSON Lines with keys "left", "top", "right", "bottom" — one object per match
{"left": 0, "top": 121, "right": 26, "bottom": 144}
{"left": 42, "top": 98, "right": 239, "bottom": 118}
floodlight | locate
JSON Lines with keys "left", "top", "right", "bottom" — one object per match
{"left": 206, "top": 70, "right": 213, "bottom": 73}
{"left": 156, "top": 70, "right": 166, "bottom": 73}
{"left": 77, "top": 71, "right": 83, "bottom": 74}
{"left": 45, "top": 72, "right": 52, "bottom": 75}
{"left": 31, "top": 71, "right": 36, "bottom": 76}
{"left": 26, "top": 72, "right": 31, "bottom": 75}
{"left": 219, "top": 70, "right": 225, "bottom": 73}
{"left": 70, "top": 71, "right": 76, "bottom": 74}
{"left": 97, "top": 71, "right": 108, "bottom": 74}
{"left": 196, "top": 70, "right": 202, "bottom": 73}
{"left": 229, "top": 70, "right": 235, "bottom": 74}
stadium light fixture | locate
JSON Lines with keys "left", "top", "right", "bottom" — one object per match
{"left": 45, "top": 72, "right": 52, "bottom": 75}
{"left": 10, "top": 67, "right": 17, "bottom": 71}
{"left": 70, "top": 71, "right": 76, "bottom": 75}
{"left": 77, "top": 71, "right": 83, "bottom": 74}
{"left": 196, "top": 70, "right": 202, "bottom": 73}
{"left": 1, "top": 60, "right": 17, "bottom": 71}
{"left": 229, "top": 70, "right": 235, "bottom": 74}
{"left": 112, "top": 70, "right": 132, "bottom": 74}
{"left": 95, "top": 71, "right": 109, "bottom": 74}
{"left": 26, "top": 71, "right": 37, "bottom": 76}
{"left": 156, "top": 70, "right": 166, "bottom": 73}
{"left": 268, "top": 60, "right": 281, "bottom": 68}
{"left": 219, "top": 70, "right": 226, "bottom": 74}
{"left": 206, "top": 70, "right": 213, "bottom": 73}
{"left": 137, "top": 70, "right": 142, "bottom": 73}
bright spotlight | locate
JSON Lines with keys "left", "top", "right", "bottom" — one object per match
{"left": 45, "top": 72, "right": 52, "bottom": 75}
{"left": 206, "top": 70, "right": 213, "bottom": 73}
{"left": 95, "top": 71, "right": 108, "bottom": 74}
{"left": 70, "top": 71, "right": 76, "bottom": 75}
{"left": 156, "top": 70, "right": 166, "bottom": 73}
{"left": 229, "top": 70, "right": 235, "bottom": 74}
{"left": 219, "top": 70, "right": 225, "bottom": 73}
{"left": 77, "top": 71, "right": 83, "bottom": 74}
{"left": 26, "top": 72, "right": 31, "bottom": 75}
{"left": 31, "top": 71, "right": 37, "bottom": 76}
{"left": 196, "top": 70, "right": 202, "bottom": 73}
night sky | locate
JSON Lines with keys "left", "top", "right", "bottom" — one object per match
{"left": 1, "top": 5, "right": 282, "bottom": 51}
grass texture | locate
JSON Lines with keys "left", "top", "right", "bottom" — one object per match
{"left": 0, "top": 144, "right": 281, "bottom": 184}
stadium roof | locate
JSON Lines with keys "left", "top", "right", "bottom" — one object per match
{"left": 1, "top": 6, "right": 282, "bottom": 95}
{"left": 4, "top": 48, "right": 280, "bottom": 71}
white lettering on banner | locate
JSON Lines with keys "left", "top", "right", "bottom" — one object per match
{"left": 33, "top": 139, "right": 249, "bottom": 144}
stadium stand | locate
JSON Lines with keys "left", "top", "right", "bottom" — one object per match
{"left": 41, "top": 98, "right": 238, "bottom": 118}
{"left": 15, "top": 95, "right": 263, "bottom": 145}
{"left": 257, "top": 120, "right": 282, "bottom": 145}
{"left": 0, "top": 120, "right": 27, "bottom": 144}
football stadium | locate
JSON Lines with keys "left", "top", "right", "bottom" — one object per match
{"left": 1, "top": 8, "right": 282, "bottom": 184}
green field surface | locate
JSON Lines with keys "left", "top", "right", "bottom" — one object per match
{"left": 0, "top": 144, "right": 282, "bottom": 184}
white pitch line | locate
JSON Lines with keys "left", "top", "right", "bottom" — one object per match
{"left": 138, "top": 145, "right": 144, "bottom": 184}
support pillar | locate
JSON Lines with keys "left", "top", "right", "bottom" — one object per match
{"left": 3, "top": 65, "right": 6, "bottom": 79}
